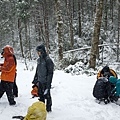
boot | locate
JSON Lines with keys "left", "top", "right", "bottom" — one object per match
{"left": 46, "top": 106, "right": 52, "bottom": 112}
{"left": 9, "top": 101, "right": 16, "bottom": 105}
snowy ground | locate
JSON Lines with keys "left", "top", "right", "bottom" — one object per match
{"left": 0, "top": 60, "right": 120, "bottom": 120}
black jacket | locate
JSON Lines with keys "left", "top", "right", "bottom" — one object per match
{"left": 32, "top": 45, "right": 54, "bottom": 89}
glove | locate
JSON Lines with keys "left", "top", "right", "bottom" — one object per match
{"left": 32, "top": 80, "right": 37, "bottom": 84}
{"left": 32, "top": 84, "right": 38, "bottom": 88}
{"left": 32, "top": 81, "right": 39, "bottom": 88}
{"left": 32, "top": 77, "right": 38, "bottom": 84}
{"left": 44, "top": 89, "right": 48, "bottom": 96}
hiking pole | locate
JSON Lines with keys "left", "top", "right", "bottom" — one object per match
{"left": 12, "top": 116, "right": 24, "bottom": 120}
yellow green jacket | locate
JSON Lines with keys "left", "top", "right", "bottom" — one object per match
{"left": 23, "top": 101, "right": 47, "bottom": 120}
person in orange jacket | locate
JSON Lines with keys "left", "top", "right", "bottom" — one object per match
{"left": 0, "top": 45, "right": 16, "bottom": 105}
{"left": 1, "top": 49, "right": 18, "bottom": 98}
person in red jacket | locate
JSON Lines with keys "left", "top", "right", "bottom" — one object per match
{"left": 0, "top": 45, "right": 16, "bottom": 105}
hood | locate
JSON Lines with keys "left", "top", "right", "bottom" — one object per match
{"left": 36, "top": 44, "right": 47, "bottom": 58}
{"left": 2, "top": 45, "right": 14, "bottom": 57}
{"left": 101, "top": 66, "right": 110, "bottom": 74}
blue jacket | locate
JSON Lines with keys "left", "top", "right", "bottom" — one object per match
{"left": 109, "top": 76, "right": 120, "bottom": 96}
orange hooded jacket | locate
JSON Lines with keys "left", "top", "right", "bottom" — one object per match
{"left": 0, "top": 45, "right": 16, "bottom": 82}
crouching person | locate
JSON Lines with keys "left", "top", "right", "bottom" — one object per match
{"left": 0, "top": 45, "right": 16, "bottom": 105}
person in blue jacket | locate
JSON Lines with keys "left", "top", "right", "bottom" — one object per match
{"left": 109, "top": 76, "right": 120, "bottom": 97}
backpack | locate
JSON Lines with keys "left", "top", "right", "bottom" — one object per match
{"left": 93, "top": 77, "right": 108, "bottom": 99}
{"left": 45, "top": 56, "right": 54, "bottom": 73}
{"left": 93, "top": 77, "right": 115, "bottom": 103}
{"left": 12, "top": 101, "right": 47, "bottom": 120}
{"left": 24, "top": 101, "right": 47, "bottom": 120}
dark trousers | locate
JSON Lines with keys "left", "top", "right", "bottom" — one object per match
{"left": 13, "top": 73, "right": 18, "bottom": 97}
{"left": 13, "top": 80, "right": 18, "bottom": 97}
{"left": 0, "top": 80, "right": 16, "bottom": 104}
{"left": 38, "top": 82, "right": 52, "bottom": 111}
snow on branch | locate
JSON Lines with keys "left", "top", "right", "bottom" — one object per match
{"left": 63, "top": 43, "right": 119, "bottom": 54}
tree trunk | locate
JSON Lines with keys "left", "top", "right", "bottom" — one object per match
{"left": 28, "top": 21, "right": 32, "bottom": 60}
{"left": 104, "top": 0, "right": 108, "bottom": 31}
{"left": 110, "top": 0, "right": 114, "bottom": 30}
{"left": 18, "top": 18, "right": 24, "bottom": 58}
{"left": 78, "top": 0, "right": 82, "bottom": 37}
{"left": 116, "top": 3, "right": 120, "bottom": 61}
{"left": 43, "top": 0, "right": 50, "bottom": 54}
{"left": 69, "top": 0, "right": 74, "bottom": 49}
{"left": 34, "top": 2, "right": 45, "bottom": 45}
{"left": 55, "top": 0, "right": 63, "bottom": 61}
{"left": 66, "top": 0, "right": 74, "bottom": 49}
{"left": 89, "top": 0, "right": 104, "bottom": 69}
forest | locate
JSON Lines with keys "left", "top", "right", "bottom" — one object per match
{"left": 0, "top": 0, "right": 120, "bottom": 69}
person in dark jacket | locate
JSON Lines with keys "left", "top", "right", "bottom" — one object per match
{"left": 32, "top": 44, "right": 54, "bottom": 112}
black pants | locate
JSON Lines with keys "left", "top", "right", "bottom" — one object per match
{"left": 0, "top": 80, "right": 16, "bottom": 104}
{"left": 13, "top": 73, "right": 18, "bottom": 97}
{"left": 38, "top": 82, "right": 52, "bottom": 111}
{"left": 13, "top": 80, "right": 18, "bottom": 97}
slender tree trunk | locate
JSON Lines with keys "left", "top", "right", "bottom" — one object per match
{"left": 110, "top": 0, "right": 114, "bottom": 30}
{"left": 81, "top": 0, "right": 84, "bottom": 21}
{"left": 104, "top": 0, "right": 108, "bottom": 31}
{"left": 44, "top": 0, "right": 50, "bottom": 54}
{"left": 18, "top": 18, "right": 24, "bottom": 58}
{"left": 24, "top": 19, "right": 28, "bottom": 49}
{"left": 34, "top": 3, "right": 45, "bottom": 44}
{"left": 66, "top": 0, "right": 74, "bottom": 49}
{"left": 55, "top": 0, "right": 63, "bottom": 61}
{"left": 89, "top": 0, "right": 104, "bottom": 69}
{"left": 28, "top": 21, "right": 32, "bottom": 60}
{"left": 69, "top": 0, "right": 74, "bottom": 49}
{"left": 93, "top": 0, "right": 96, "bottom": 17}
{"left": 117, "top": 3, "right": 120, "bottom": 61}
{"left": 78, "top": 0, "right": 82, "bottom": 37}
{"left": 39, "top": 20, "right": 45, "bottom": 43}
